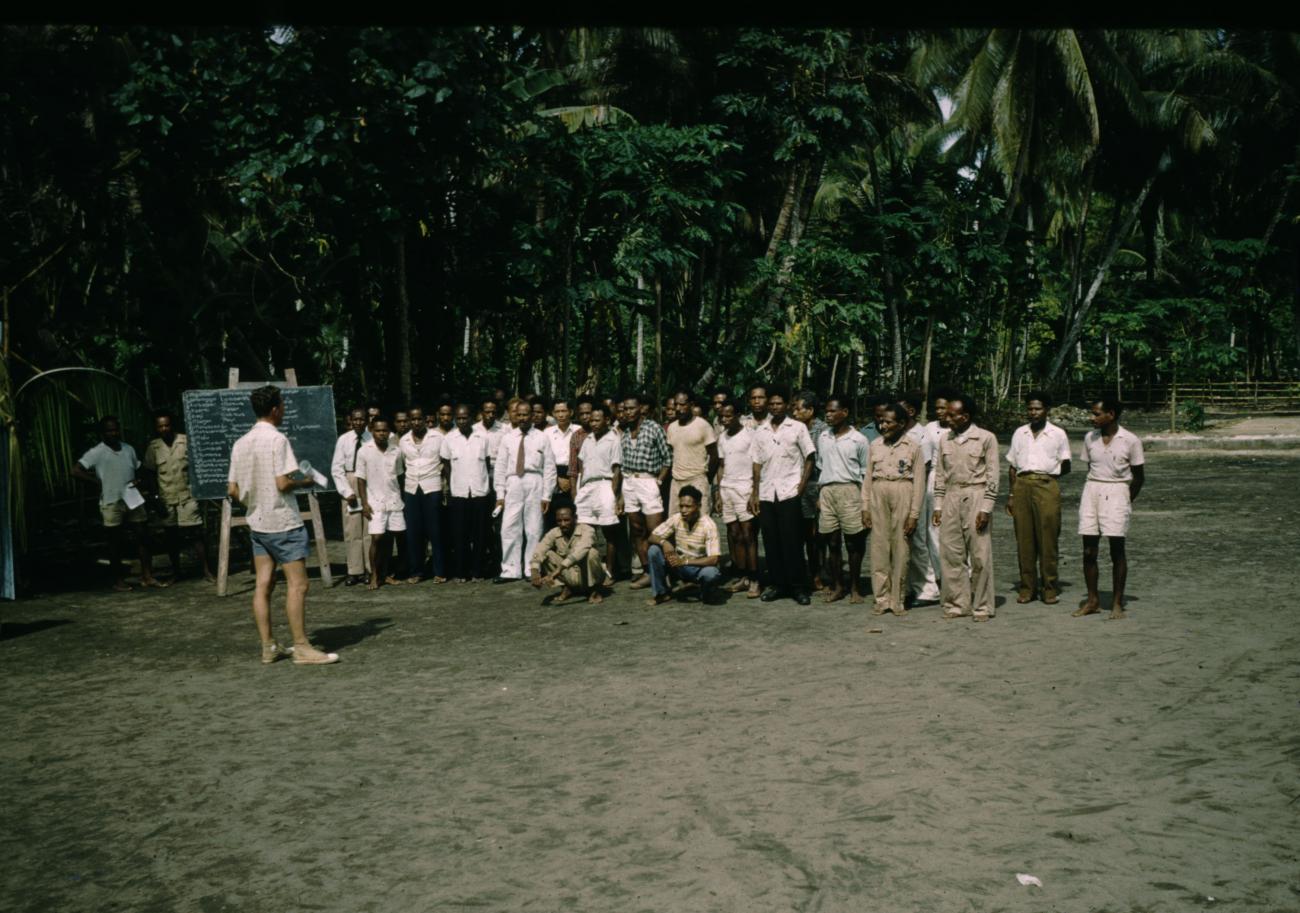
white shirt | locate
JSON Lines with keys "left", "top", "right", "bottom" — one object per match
{"left": 922, "top": 421, "right": 944, "bottom": 491}
{"left": 741, "top": 414, "right": 770, "bottom": 432}
{"left": 398, "top": 429, "right": 444, "bottom": 494}
{"left": 330, "top": 428, "right": 372, "bottom": 499}
{"left": 476, "top": 420, "right": 508, "bottom": 471}
{"left": 228, "top": 421, "right": 303, "bottom": 534}
{"left": 815, "top": 426, "right": 869, "bottom": 485}
{"left": 717, "top": 426, "right": 755, "bottom": 488}
{"left": 577, "top": 431, "right": 621, "bottom": 483}
{"left": 354, "top": 440, "right": 405, "bottom": 511}
{"left": 1007, "top": 421, "right": 1072, "bottom": 475}
{"left": 543, "top": 423, "right": 576, "bottom": 468}
{"left": 440, "top": 429, "right": 491, "bottom": 498}
{"left": 78, "top": 441, "right": 140, "bottom": 506}
{"left": 751, "top": 417, "right": 815, "bottom": 502}
{"left": 1080, "top": 426, "right": 1145, "bottom": 482}
{"left": 493, "top": 426, "right": 557, "bottom": 495}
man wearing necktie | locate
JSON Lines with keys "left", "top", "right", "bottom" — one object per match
{"left": 330, "top": 407, "right": 372, "bottom": 585}
{"left": 493, "top": 399, "right": 556, "bottom": 583}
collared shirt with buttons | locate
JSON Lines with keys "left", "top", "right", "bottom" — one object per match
{"left": 1007, "top": 421, "right": 1071, "bottom": 475}
{"left": 440, "top": 429, "right": 491, "bottom": 498}
{"left": 228, "top": 421, "right": 303, "bottom": 534}
{"left": 493, "top": 426, "right": 557, "bottom": 495}
{"left": 532, "top": 523, "right": 599, "bottom": 574}
{"left": 543, "top": 423, "right": 576, "bottom": 469}
{"left": 619, "top": 419, "right": 671, "bottom": 475}
{"left": 933, "top": 424, "right": 1000, "bottom": 512}
{"left": 752, "top": 417, "right": 815, "bottom": 502}
{"left": 79, "top": 441, "right": 140, "bottom": 506}
{"left": 398, "top": 428, "right": 445, "bottom": 494}
{"left": 577, "top": 431, "right": 621, "bottom": 483}
{"left": 1080, "top": 425, "right": 1145, "bottom": 482}
{"left": 860, "top": 435, "right": 927, "bottom": 520}
{"left": 717, "top": 426, "right": 756, "bottom": 488}
{"left": 143, "top": 435, "right": 194, "bottom": 505}
{"left": 816, "top": 425, "right": 869, "bottom": 485}
{"left": 330, "top": 428, "right": 372, "bottom": 499}
{"left": 354, "top": 440, "right": 405, "bottom": 511}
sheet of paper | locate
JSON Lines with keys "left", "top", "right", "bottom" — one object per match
{"left": 122, "top": 484, "right": 146, "bottom": 510}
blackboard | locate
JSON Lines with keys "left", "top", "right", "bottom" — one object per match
{"left": 181, "top": 385, "right": 338, "bottom": 500}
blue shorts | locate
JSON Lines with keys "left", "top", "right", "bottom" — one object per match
{"left": 250, "top": 526, "right": 311, "bottom": 564}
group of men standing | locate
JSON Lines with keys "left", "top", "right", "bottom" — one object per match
{"left": 72, "top": 379, "right": 1146, "bottom": 663}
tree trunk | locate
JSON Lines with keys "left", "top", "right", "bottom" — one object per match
{"left": 765, "top": 162, "right": 801, "bottom": 262}
{"left": 394, "top": 234, "right": 413, "bottom": 403}
{"left": 654, "top": 277, "right": 663, "bottom": 408}
{"left": 1048, "top": 153, "right": 1168, "bottom": 384}
{"left": 920, "top": 313, "right": 934, "bottom": 419}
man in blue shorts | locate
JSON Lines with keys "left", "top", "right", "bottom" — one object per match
{"left": 227, "top": 385, "right": 339, "bottom": 665}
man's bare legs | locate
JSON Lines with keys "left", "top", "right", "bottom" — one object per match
{"left": 368, "top": 532, "right": 396, "bottom": 588}
{"left": 628, "top": 511, "right": 664, "bottom": 587}
{"left": 1076, "top": 535, "right": 1128, "bottom": 619}
{"left": 845, "top": 530, "right": 866, "bottom": 603}
{"left": 822, "top": 530, "right": 866, "bottom": 603}
{"left": 252, "top": 554, "right": 279, "bottom": 643}
{"left": 804, "top": 518, "right": 825, "bottom": 591}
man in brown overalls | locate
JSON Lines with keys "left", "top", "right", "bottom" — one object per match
{"left": 932, "top": 394, "right": 999, "bottom": 621}
{"left": 861, "top": 402, "right": 926, "bottom": 617}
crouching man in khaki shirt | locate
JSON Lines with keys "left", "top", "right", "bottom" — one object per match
{"left": 531, "top": 505, "right": 609, "bottom": 605}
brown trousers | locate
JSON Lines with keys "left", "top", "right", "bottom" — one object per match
{"left": 1010, "top": 475, "right": 1061, "bottom": 600}
{"left": 341, "top": 472, "right": 369, "bottom": 576}
{"left": 538, "top": 548, "right": 607, "bottom": 593}
{"left": 869, "top": 479, "right": 913, "bottom": 613}
{"left": 939, "top": 485, "right": 995, "bottom": 615}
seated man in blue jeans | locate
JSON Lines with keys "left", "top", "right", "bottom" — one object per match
{"left": 645, "top": 485, "right": 723, "bottom": 606}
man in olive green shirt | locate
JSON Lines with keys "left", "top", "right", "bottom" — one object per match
{"left": 530, "top": 505, "right": 609, "bottom": 604}
{"left": 143, "top": 410, "right": 213, "bottom": 581}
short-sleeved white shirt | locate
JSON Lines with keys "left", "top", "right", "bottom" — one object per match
{"left": 751, "top": 418, "right": 815, "bottom": 502}
{"left": 577, "top": 431, "right": 620, "bottom": 482}
{"left": 440, "top": 429, "right": 491, "bottom": 498}
{"left": 79, "top": 441, "right": 140, "bottom": 506}
{"left": 1080, "top": 426, "right": 1145, "bottom": 482}
{"left": 398, "top": 429, "right": 444, "bottom": 494}
{"left": 227, "top": 421, "right": 303, "bottom": 534}
{"left": 355, "top": 440, "right": 405, "bottom": 510}
{"left": 816, "top": 426, "right": 869, "bottom": 485}
{"left": 1007, "top": 421, "right": 1072, "bottom": 475}
{"left": 543, "top": 424, "right": 576, "bottom": 468}
{"left": 476, "top": 420, "right": 507, "bottom": 470}
{"left": 717, "top": 426, "right": 755, "bottom": 488}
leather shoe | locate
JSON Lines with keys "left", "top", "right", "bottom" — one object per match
{"left": 793, "top": 592, "right": 811, "bottom": 606}
{"left": 759, "top": 587, "right": 783, "bottom": 602}
{"left": 344, "top": 574, "right": 362, "bottom": 587}
{"left": 493, "top": 576, "right": 518, "bottom": 585}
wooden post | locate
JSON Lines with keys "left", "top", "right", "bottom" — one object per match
{"left": 217, "top": 366, "right": 332, "bottom": 595}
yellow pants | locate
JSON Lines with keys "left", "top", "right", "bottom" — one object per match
{"left": 538, "top": 549, "right": 607, "bottom": 592}
{"left": 939, "top": 486, "right": 995, "bottom": 615}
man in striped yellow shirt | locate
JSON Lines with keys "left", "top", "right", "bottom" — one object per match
{"left": 645, "top": 485, "right": 722, "bottom": 606}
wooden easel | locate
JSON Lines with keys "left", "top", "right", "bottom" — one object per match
{"left": 216, "top": 367, "right": 333, "bottom": 595}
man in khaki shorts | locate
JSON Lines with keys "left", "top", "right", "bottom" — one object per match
{"left": 861, "top": 402, "right": 926, "bottom": 616}
{"left": 714, "top": 400, "right": 759, "bottom": 597}
{"left": 816, "top": 394, "right": 869, "bottom": 603}
{"left": 143, "top": 410, "right": 213, "bottom": 581}
{"left": 574, "top": 404, "right": 624, "bottom": 580}
{"left": 1075, "top": 397, "right": 1145, "bottom": 620}
{"left": 932, "top": 394, "right": 999, "bottom": 621}
{"left": 73, "top": 415, "right": 164, "bottom": 592}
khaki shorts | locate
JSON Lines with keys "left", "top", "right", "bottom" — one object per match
{"left": 101, "top": 501, "right": 147, "bottom": 528}
{"left": 1078, "top": 480, "right": 1131, "bottom": 537}
{"left": 817, "top": 482, "right": 865, "bottom": 535}
{"left": 719, "top": 484, "right": 753, "bottom": 524}
{"left": 151, "top": 497, "right": 202, "bottom": 529}
{"left": 621, "top": 476, "right": 663, "bottom": 515}
{"left": 367, "top": 508, "right": 407, "bottom": 535}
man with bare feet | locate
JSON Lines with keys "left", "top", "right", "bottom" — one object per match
{"left": 531, "top": 505, "right": 609, "bottom": 605}
{"left": 227, "top": 385, "right": 338, "bottom": 664}
{"left": 932, "top": 394, "right": 999, "bottom": 622}
{"left": 646, "top": 486, "right": 722, "bottom": 606}
{"left": 1006, "top": 390, "right": 1071, "bottom": 605}
{"left": 1075, "top": 398, "right": 1145, "bottom": 620}
{"left": 73, "top": 416, "right": 164, "bottom": 592}
{"left": 815, "top": 395, "right": 869, "bottom": 604}
{"left": 862, "top": 403, "right": 926, "bottom": 616}
{"left": 618, "top": 393, "right": 671, "bottom": 590}
{"left": 355, "top": 417, "right": 406, "bottom": 590}
{"left": 715, "top": 400, "right": 760, "bottom": 598}
{"left": 574, "top": 403, "right": 625, "bottom": 582}
{"left": 750, "top": 386, "right": 816, "bottom": 606}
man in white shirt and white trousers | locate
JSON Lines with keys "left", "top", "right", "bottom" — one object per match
{"left": 494, "top": 399, "right": 556, "bottom": 583}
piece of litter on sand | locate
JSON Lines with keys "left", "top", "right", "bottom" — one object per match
{"left": 866, "top": 628, "right": 884, "bottom": 634}
{"left": 1016, "top": 874, "right": 1043, "bottom": 887}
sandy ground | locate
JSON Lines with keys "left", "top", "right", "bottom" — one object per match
{"left": 3, "top": 452, "right": 1299, "bottom": 913}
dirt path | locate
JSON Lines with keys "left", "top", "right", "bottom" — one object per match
{"left": 3, "top": 453, "right": 1299, "bottom": 912}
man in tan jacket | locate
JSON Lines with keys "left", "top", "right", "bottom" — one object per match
{"left": 932, "top": 394, "right": 999, "bottom": 621}
{"left": 531, "top": 505, "right": 608, "bottom": 604}
{"left": 861, "top": 402, "right": 926, "bottom": 616}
